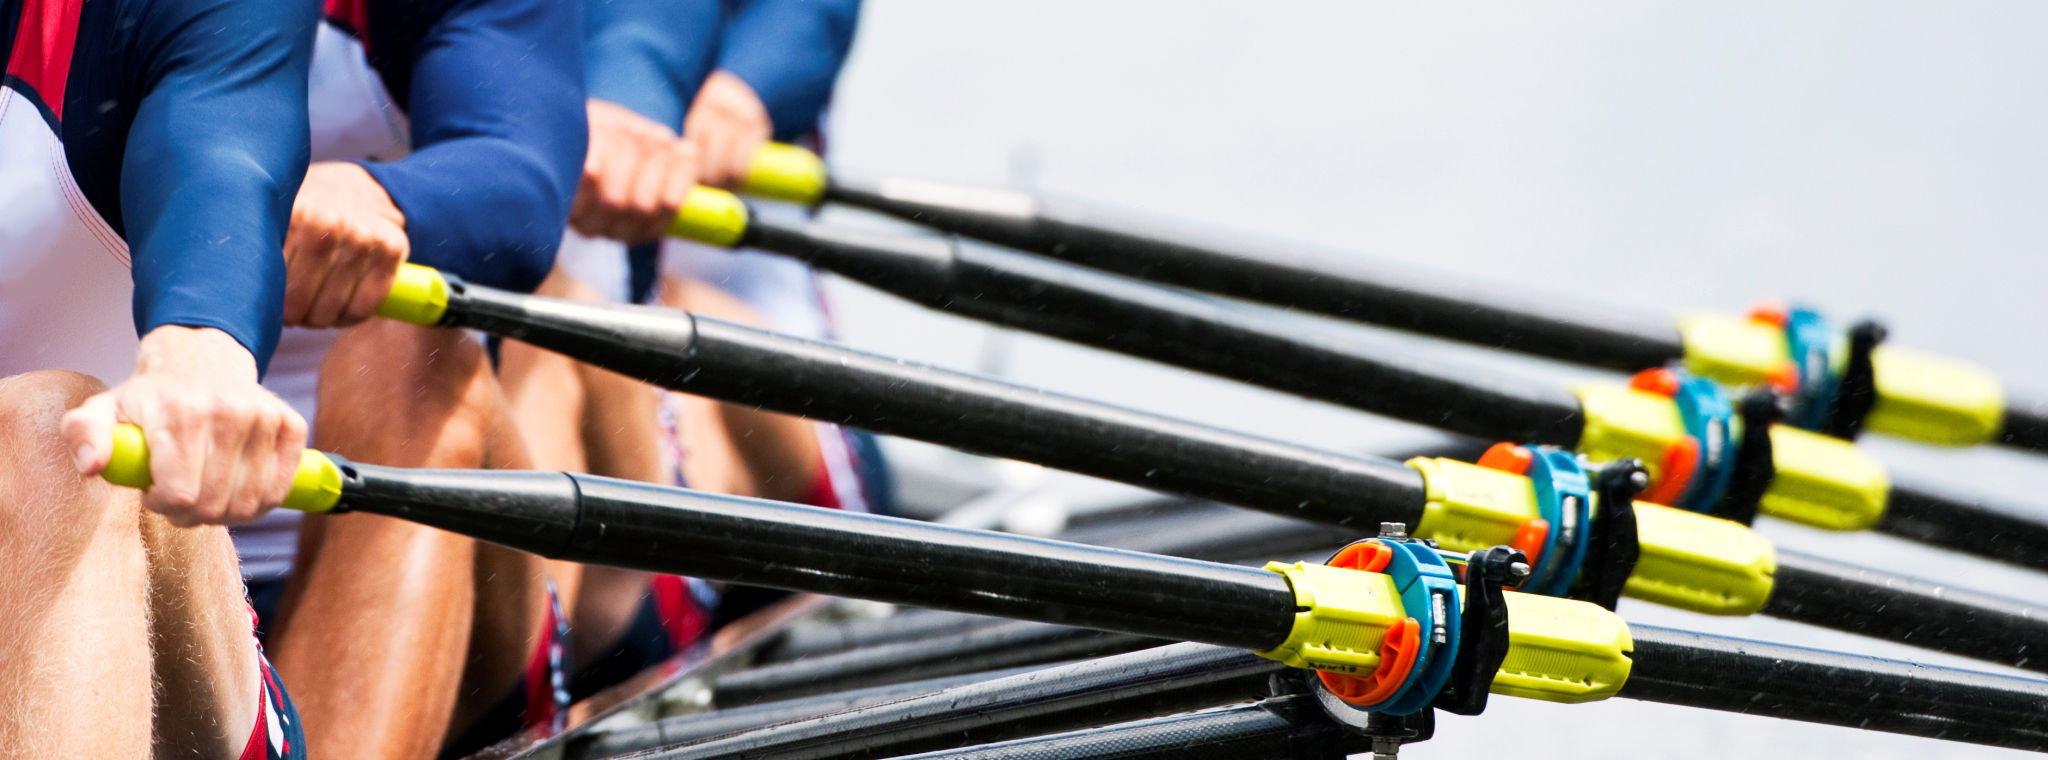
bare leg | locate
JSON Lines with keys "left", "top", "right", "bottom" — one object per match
{"left": 269, "top": 321, "right": 544, "bottom": 758}
{"left": 143, "top": 510, "right": 264, "bottom": 759}
{"left": 0, "top": 370, "right": 257, "bottom": 759}
{"left": 657, "top": 276, "right": 823, "bottom": 503}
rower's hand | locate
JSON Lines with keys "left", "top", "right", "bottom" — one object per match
{"left": 61, "top": 327, "right": 307, "bottom": 526}
{"left": 683, "top": 71, "right": 772, "bottom": 190}
{"left": 571, "top": 99, "right": 699, "bottom": 244}
{"left": 284, "top": 161, "right": 409, "bottom": 329}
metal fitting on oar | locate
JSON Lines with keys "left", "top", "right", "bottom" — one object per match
{"left": 102, "top": 424, "right": 347, "bottom": 513}
{"left": 1407, "top": 454, "right": 1777, "bottom": 615}
{"left": 1677, "top": 306, "right": 2005, "bottom": 446}
{"left": 670, "top": 186, "right": 753, "bottom": 247}
{"left": 740, "top": 142, "right": 831, "bottom": 206}
{"left": 1573, "top": 380, "right": 1889, "bottom": 531}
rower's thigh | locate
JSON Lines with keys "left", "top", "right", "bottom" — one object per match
{"left": 140, "top": 512, "right": 263, "bottom": 759}
{"left": 0, "top": 370, "right": 250, "bottom": 758}
{"left": 315, "top": 319, "right": 502, "bottom": 466}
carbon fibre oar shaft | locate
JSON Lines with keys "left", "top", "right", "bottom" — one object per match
{"left": 713, "top": 620, "right": 1153, "bottom": 706}
{"left": 879, "top": 700, "right": 1349, "bottom": 760}
{"left": 363, "top": 272, "right": 2048, "bottom": 674}
{"left": 720, "top": 210, "right": 2048, "bottom": 567}
{"left": 99, "top": 439, "right": 2048, "bottom": 749}
{"left": 568, "top": 663, "right": 1062, "bottom": 759}
{"left": 436, "top": 277, "right": 1426, "bottom": 529}
{"left": 636, "top": 643, "right": 1289, "bottom": 760}
{"left": 741, "top": 145, "right": 2043, "bottom": 455}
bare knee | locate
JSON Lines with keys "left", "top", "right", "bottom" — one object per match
{"left": 0, "top": 371, "right": 133, "bottom": 576}
{"left": 316, "top": 321, "right": 502, "bottom": 466}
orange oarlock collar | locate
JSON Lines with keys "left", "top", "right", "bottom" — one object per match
{"left": 1625, "top": 370, "right": 1703, "bottom": 506}
{"left": 1316, "top": 541, "right": 1425, "bottom": 707}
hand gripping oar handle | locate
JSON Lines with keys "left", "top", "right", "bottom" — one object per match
{"left": 96, "top": 424, "right": 1634, "bottom": 712}
{"left": 102, "top": 423, "right": 346, "bottom": 513}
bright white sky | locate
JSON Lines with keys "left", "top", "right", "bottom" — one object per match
{"left": 817, "top": 6, "right": 2048, "bottom": 756}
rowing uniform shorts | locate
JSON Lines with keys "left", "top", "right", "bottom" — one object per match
{"left": 439, "top": 580, "right": 573, "bottom": 759}
{"left": 246, "top": 610, "right": 309, "bottom": 760}
{"left": 247, "top": 576, "right": 572, "bottom": 757}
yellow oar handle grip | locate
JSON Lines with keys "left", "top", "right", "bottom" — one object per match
{"left": 669, "top": 186, "right": 752, "bottom": 247}
{"left": 375, "top": 263, "right": 451, "bottom": 326}
{"left": 102, "top": 424, "right": 346, "bottom": 513}
{"left": 740, "top": 142, "right": 829, "bottom": 205}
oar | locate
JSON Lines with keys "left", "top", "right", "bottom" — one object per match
{"left": 97, "top": 432, "right": 2048, "bottom": 751}
{"left": 347, "top": 265, "right": 2048, "bottom": 673}
{"left": 665, "top": 186, "right": 2048, "bottom": 572}
{"left": 737, "top": 144, "right": 2045, "bottom": 454}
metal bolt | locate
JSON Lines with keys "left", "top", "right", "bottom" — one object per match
{"left": 1509, "top": 561, "right": 1532, "bottom": 580}
{"left": 1379, "top": 522, "right": 1409, "bottom": 539}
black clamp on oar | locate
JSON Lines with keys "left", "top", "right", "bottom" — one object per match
{"left": 1713, "top": 390, "right": 1783, "bottom": 526}
{"left": 1432, "top": 545, "right": 1526, "bottom": 717}
{"left": 1819, "top": 320, "right": 1889, "bottom": 441}
{"left": 1574, "top": 459, "right": 1648, "bottom": 611}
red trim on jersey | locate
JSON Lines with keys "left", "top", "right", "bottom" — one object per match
{"left": 323, "top": 0, "right": 369, "bottom": 38}
{"left": 651, "top": 574, "right": 709, "bottom": 649}
{"left": 5, "top": 0, "right": 83, "bottom": 120}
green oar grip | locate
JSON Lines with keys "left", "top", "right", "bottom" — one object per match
{"left": 740, "top": 142, "right": 830, "bottom": 205}
{"left": 374, "top": 263, "right": 451, "bottom": 326}
{"left": 669, "top": 186, "right": 752, "bottom": 248}
{"left": 102, "top": 424, "right": 346, "bottom": 513}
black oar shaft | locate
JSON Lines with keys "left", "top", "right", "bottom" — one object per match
{"left": 654, "top": 643, "right": 1276, "bottom": 760}
{"left": 1879, "top": 477, "right": 2048, "bottom": 560}
{"left": 431, "top": 280, "right": 2048, "bottom": 674}
{"left": 2000, "top": 394, "right": 2048, "bottom": 453}
{"left": 878, "top": 701, "right": 1346, "bottom": 760}
{"left": 1622, "top": 625, "right": 2048, "bottom": 750}
{"left": 344, "top": 464, "right": 1297, "bottom": 652}
{"left": 823, "top": 174, "right": 1686, "bottom": 370}
{"left": 1762, "top": 551, "right": 2048, "bottom": 672}
{"left": 331, "top": 460, "right": 2048, "bottom": 750}
{"left": 744, "top": 218, "right": 1586, "bottom": 445}
{"left": 569, "top": 664, "right": 1061, "bottom": 759}
{"left": 713, "top": 621, "right": 1152, "bottom": 706}
{"left": 445, "top": 282, "right": 1429, "bottom": 529}
{"left": 740, "top": 215, "right": 2048, "bottom": 578}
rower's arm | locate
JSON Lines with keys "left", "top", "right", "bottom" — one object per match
{"left": 585, "top": 0, "right": 725, "bottom": 130}
{"left": 716, "top": 0, "right": 861, "bottom": 140}
{"left": 119, "top": 0, "right": 320, "bottom": 373}
{"left": 357, "top": 0, "right": 588, "bottom": 295}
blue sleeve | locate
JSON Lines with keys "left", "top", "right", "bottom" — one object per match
{"left": 120, "top": 0, "right": 317, "bottom": 372}
{"left": 716, "top": 0, "right": 860, "bottom": 140}
{"left": 357, "top": 0, "right": 587, "bottom": 294}
{"left": 585, "top": 0, "right": 724, "bottom": 131}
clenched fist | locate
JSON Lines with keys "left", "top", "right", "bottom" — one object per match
{"left": 284, "top": 161, "right": 410, "bottom": 329}
{"left": 571, "top": 99, "right": 700, "bottom": 244}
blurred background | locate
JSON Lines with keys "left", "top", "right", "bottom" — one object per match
{"left": 809, "top": 3, "right": 2048, "bottom": 757}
